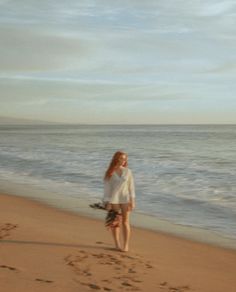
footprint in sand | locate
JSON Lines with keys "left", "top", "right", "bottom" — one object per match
{"left": 0, "top": 263, "right": 53, "bottom": 284}
{"left": 0, "top": 223, "right": 18, "bottom": 239}
{"left": 170, "top": 286, "right": 190, "bottom": 292}
{"left": 160, "top": 282, "right": 191, "bottom": 292}
{"left": 0, "top": 264, "right": 19, "bottom": 272}
{"left": 35, "top": 278, "right": 54, "bottom": 283}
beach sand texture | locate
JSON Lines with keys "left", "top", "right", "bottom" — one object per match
{"left": 1, "top": 193, "right": 236, "bottom": 292}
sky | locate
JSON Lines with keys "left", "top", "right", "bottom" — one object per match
{"left": 0, "top": 0, "right": 236, "bottom": 124}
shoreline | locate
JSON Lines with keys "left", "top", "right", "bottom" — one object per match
{"left": 1, "top": 191, "right": 236, "bottom": 292}
{"left": 0, "top": 179, "right": 236, "bottom": 251}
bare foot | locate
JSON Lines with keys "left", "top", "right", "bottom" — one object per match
{"left": 122, "top": 247, "right": 129, "bottom": 252}
{"left": 115, "top": 245, "right": 122, "bottom": 252}
{"left": 115, "top": 243, "right": 122, "bottom": 251}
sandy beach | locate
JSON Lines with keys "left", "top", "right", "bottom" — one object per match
{"left": 1, "top": 192, "right": 236, "bottom": 292}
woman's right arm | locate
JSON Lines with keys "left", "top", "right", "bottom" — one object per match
{"left": 103, "top": 179, "right": 112, "bottom": 210}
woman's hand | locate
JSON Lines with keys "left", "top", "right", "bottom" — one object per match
{"left": 129, "top": 200, "right": 135, "bottom": 211}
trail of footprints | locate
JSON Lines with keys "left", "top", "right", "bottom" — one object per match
{"left": 65, "top": 249, "right": 147, "bottom": 291}
{"left": 0, "top": 222, "right": 54, "bottom": 285}
{"left": 0, "top": 223, "right": 20, "bottom": 274}
{"left": 0, "top": 223, "right": 190, "bottom": 291}
{"left": 65, "top": 248, "right": 191, "bottom": 291}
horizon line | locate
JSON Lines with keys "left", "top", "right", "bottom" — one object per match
{"left": 0, "top": 123, "right": 236, "bottom": 126}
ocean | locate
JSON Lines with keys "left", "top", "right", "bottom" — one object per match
{"left": 0, "top": 124, "right": 235, "bottom": 242}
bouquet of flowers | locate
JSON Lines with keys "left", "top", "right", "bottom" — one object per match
{"left": 89, "top": 202, "right": 122, "bottom": 229}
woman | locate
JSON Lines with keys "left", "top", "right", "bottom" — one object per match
{"left": 103, "top": 151, "right": 135, "bottom": 252}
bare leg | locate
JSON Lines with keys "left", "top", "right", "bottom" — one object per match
{"left": 111, "top": 226, "right": 121, "bottom": 250}
{"left": 121, "top": 204, "right": 130, "bottom": 252}
{"left": 111, "top": 204, "right": 121, "bottom": 250}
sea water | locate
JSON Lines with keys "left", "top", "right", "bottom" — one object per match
{"left": 0, "top": 124, "right": 235, "bottom": 241}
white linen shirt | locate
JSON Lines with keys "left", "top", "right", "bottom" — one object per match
{"left": 103, "top": 167, "right": 135, "bottom": 204}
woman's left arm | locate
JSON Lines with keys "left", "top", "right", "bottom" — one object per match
{"left": 128, "top": 170, "right": 136, "bottom": 210}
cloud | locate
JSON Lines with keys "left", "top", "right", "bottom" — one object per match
{"left": 0, "top": 0, "right": 235, "bottom": 124}
{"left": 199, "top": 1, "right": 236, "bottom": 17}
{"left": 0, "top": 25, "right": 93, "bottom": 72}
{"left": 201, "top": 62, "right": 236, "bottom": 74}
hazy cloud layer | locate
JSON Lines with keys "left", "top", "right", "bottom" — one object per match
{"left": 0, "top": 0, "right": 235, "bottom": 123}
